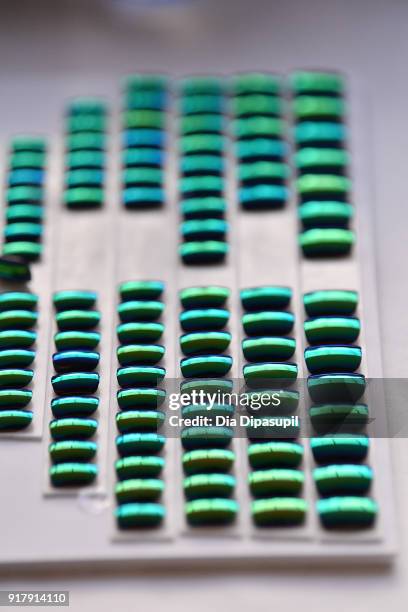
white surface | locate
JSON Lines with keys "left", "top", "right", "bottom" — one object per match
{"left": 0, "top": 0, "right": 407, "bottom": 608}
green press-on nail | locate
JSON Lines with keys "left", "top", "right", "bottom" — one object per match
{"left": 68, "top": 98, "right": 107, "bottom": 116}
{"left": 6, "top": 205, "right": 44, "bottom": 223}
{"left": 293, "top": 96, "right": 345, "bottom": 120}
{"left": 181, "top": 175, "right": 224, "bottom": 198}
{"left": 4, "top": 223, "right": 42, "bottom": 242}
{"left": 119, "top": 280, "right": 164, "bottom": 301}
{"left": 239, "top": 184, "right": 288, "bottom": 209}
{"left": 125, "top": 90, "right": 166, "bottom": 110}
{"left": 291, "top": 71, "right": 344, "bottom": 95}
{"left": 181, "top": 219, "right": 228, "bottom": 242}
{"left": 307, "top": 373, "right": 366, "bottom": 403}
{"left": 115, "top": 479, "right": 164, "bottom": 503}
{"left": 295, "top": 148, "right": 349, "bottom": 173}
{"left": 182, "top": 404, "right": 234, "bottom": 420}
{"left": 67, "top": 114, "right": 105, "bottom": 133}
{"left": 64, "top": 187, "right": 103, "bottom": 208}
{"left": 123, "top": 167, "right": 163, "bottom": 187}
{"left": 117, "top": 322, "right": 164, "bottom": 344}
{"left": 118, "top": 300, "right": 164, "bottom": 322}
{"left": 299, "top": 202, "right": 353, "bottom": 228}
{"left": 232, "top": 73, "right": 281, "bottom": 96}
{"left": 294, "top": 122, "right": 346, "bottom": 147}
{"left": 50, "top": 463, "right": 98, "bottom": 487}
{"left": 123, "top": 110, "right": 164, "bottom": 129}
{"left": 233, "top": 117, "right": 284, "bottom": 139}
{"left": 12, "top": 137, "right": 46, "bottom": 153}
{"left": 180, "top": 94, "right": 223, "bottom": 115}
{"left": 0, "top": 330, "right": 36, "bottom": 349}
{"left": 122, "top": 186, "right": 164, "bottom": 208}
{"left": 49, "top": 417, "right": 98, "bottom": 440}
{"left": 51, "top": 396, "right": 99, "bottom": 418}
{"left": 0, "top": 410, "right": 32, "bottom": 431}
{"left": 242, "top": 337, "right": 296, "bottom": 362}
{"left": 180, "top": 331, "right": 231, "bottom": 355}
{"left": 183, "top": 474, "right": 235, "bottom": 500}
{"left": 56, "top": 309, "right": 100, "bottom": 331}
{"left": 181, "top": 355, "right": 232, "bottom": 378}
{"left": 115, "top": 456, "right": 164, "bottom": 480}
{"left": 180, "top": 378, "right": 233, "bottom": 396}
{"left": 242, "top": 311, "right": 294, "bottom": 336}
{"left": 117, "top": 366, "right": 165, "bottom": 387}
{"left": 180, "top": 308, "right": 229, "bottom": 331}
{"left": 49, "top": 440, "right": 97, "bottom": 463}
{"left": 117, "top": 344, "right": 165, "bottom": 365}
{"left": 296, "top": 174, "right": 350, "bottom": 200}
{"left": 0, "top": 256, "right": 31, "bottom": 283}
{"left": 304, "top": 290, "right": 358, "bottom": 316}
{"left": 67, "top": 132, "right": 105, "bottom": 151}
{"left": 180, "top": 114, "right": 224, "bottom": 135}
{"left": 317, "top": 496, "right": 377, "bottom": 529}
{"left": 304, "top": 345, "right": 362, "bottom": 373}
{"left": 124, "top": 73, "right": 168, "bottom": 91}
{"left": 2, "top": 242, "right": 42, "bottom": 261}
{"left": 181, "top": 197, "right": 226, "bottom": 219}
{"left": 67, "top": 150, "right": 105, "bottom": 170}
{"left": 233, "top": 94, "right": 282, "bottom": 117}
{"left": 117, "top": 387, "right": 166, "bottom": 409}
{"left": 249, "top": 469, "right": 304, "bottom": 497}
{"left": 309, "top": 404, "right": 369, "bottom": 434}
{"left": 53, "top": 290, "right": 97, "bottom": 311}
{"left": 243, "top": 362, "right": 297, "bottom": 387}
{"left": 180, "top": 155, "right": 224, "bottom": 176}
{"left": 51, "top": 372, "right": 99, "bottom": 395}
{"left": 116, "top": 410, "right": 165, "bottom": 433}
{"left": 122, "top": 148, "right": 163, "bottom": 168}
{"left": 115, "top": 503, "right": 165, "bottom": 528}
{"left": 236, "top": 138, "right": 286, "bottom": 162}
{"left": 0, "top": 349, "right": 35, "bottom": 368}
{"left": 54, "top": 331, "right": 100, "bottom": 351}
{"left": 314, "top": 464, "right": 373, "bottom": 496}
{"left": 0, "top": 368, "right": 33, "bottom": 388}
{"left": 180, "top": 286, "right": 229, "bottom": 309}
{"left": 116, "top": 432, "right": 165, "bottom": 456}
{"left": 0, "top": 292, "right": 37, "bottom": 311}
{"left": 241, "top": 286, "right": 292, "bottom": 310}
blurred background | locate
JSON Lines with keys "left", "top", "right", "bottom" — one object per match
{"left": 1, "top": 0, "right": 408, "bottom": 610}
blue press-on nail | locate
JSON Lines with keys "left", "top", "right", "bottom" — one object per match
{"left": 8, "top": 169, "right": 44, "bottom": 187}
{"left": 294, "top": 122, "right": 346, "bottom": 146}
{"left": 123, "top": 129, "right": 165, "bottom": 149}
